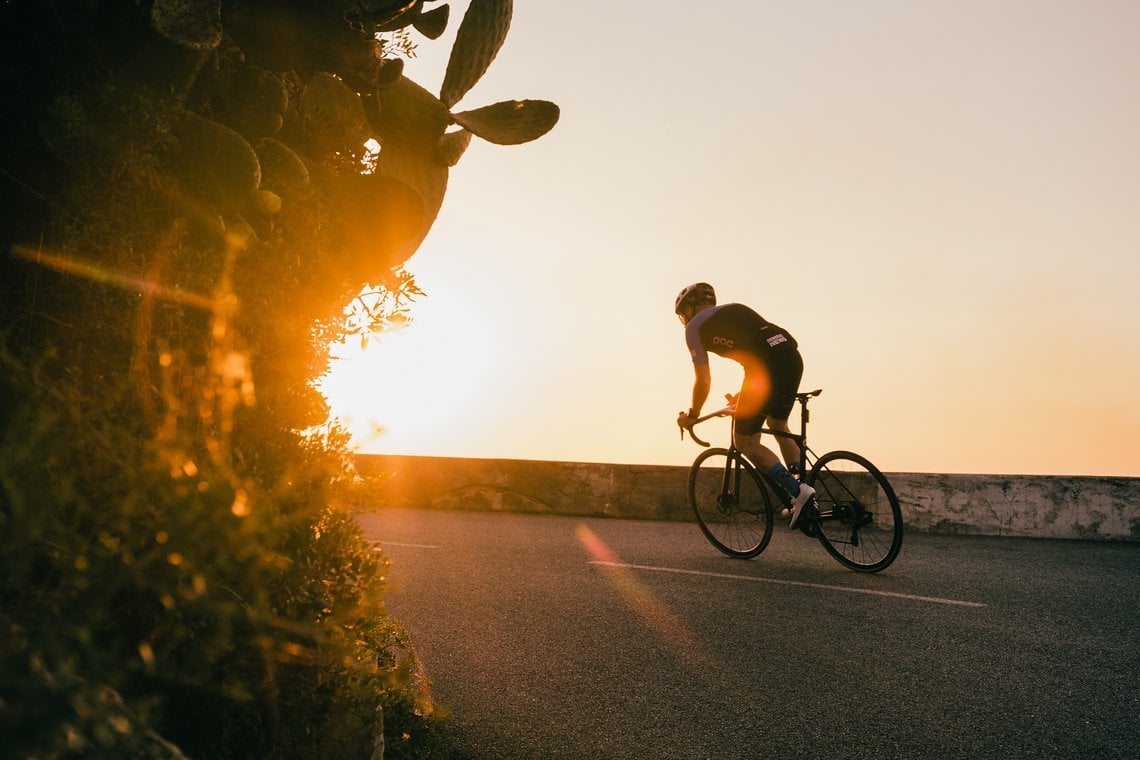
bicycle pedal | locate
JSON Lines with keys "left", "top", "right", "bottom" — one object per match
{"left": 796, "top": 504, "right": 820, "bottom": 536}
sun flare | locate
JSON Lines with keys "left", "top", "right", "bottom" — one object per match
{"left": 317, "top": 283, "right": 498, "bottom": 455}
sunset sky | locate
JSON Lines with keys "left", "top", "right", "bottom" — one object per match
{"left": 318, "top": 0, "right": 1140, "bottom": 477}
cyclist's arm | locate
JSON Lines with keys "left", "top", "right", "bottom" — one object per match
{"left": 688, "top": 363, "right": 711, "bottom": 418}
{"left": 680, "top": 317, "right": 711, "bottom": 425}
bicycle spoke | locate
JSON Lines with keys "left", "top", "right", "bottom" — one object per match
{"left": 808, "top": 451, "right": 903, "bottom": 572}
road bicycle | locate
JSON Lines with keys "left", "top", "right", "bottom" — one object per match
{"left": 680, "top": 389, "right": 903, "bottom": 573}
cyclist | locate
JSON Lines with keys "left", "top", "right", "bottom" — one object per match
{"left": 674, "top": 282, "right": 815, "bottom": 528}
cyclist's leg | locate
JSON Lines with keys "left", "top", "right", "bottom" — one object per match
{"left": 733, "top": 374, "right": 801, "bottom": 507}
{"left": 757, "top": 350, "right": 814, "bottom": 526}
{"left": 762, "top": 349, "right": 804, "bottom": 469}
{"left": 732, "top": 429, "right": 778, "bottom": 471}
{"left": 731, "top": 370, "right": 778, "bottom": 471}
{"left": 767, "top": 417, "right": 801, "bottom": 471}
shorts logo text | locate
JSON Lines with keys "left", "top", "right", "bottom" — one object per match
{"left": 713, "top": 336, "right": 734, "bottom": 349}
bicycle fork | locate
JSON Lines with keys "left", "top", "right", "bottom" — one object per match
{"left": 717, "top": 457, "right": 742, "bottom": 513}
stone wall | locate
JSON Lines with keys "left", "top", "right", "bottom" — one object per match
{"left": 353, "top": 454, "right": 1140, "bottom": 542}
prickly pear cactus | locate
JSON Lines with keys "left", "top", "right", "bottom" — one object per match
{"left": 6, "top": 0, "right": 560, "bottom": 414}
{"left": 30, "top": 0, "right": 556, "bottom": 278}
{"left": 219, "top": 66, "right": 289, "bottom": 141}
{"left": 0, "top": 6, "right": 560, "bottom": 755}
{"left": 441, "top": 0, "right": 513, "bottom": 108}
{"left": 373, "top": 0, "right": 560, "bottom": 253}
{"left": 164, "top": 112, "right": 262, "bottom": 214}
{"left": 453, "top": 99, "right": 562, "bottom": 145}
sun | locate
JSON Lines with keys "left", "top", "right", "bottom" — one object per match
{"left": 316, "top": 280, "right": 499, "bottom": 455}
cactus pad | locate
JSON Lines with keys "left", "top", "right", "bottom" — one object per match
{"left": 452, "top": 99, "right": 559, "bottom": 145}
{"left": 440, "top": 0, "right": 512, "bottom": 107}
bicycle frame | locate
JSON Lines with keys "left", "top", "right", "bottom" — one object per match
{"left": 682, "top": 388, "right": 904, "bottom": 571}
{"left": 682, "top": 389, "right": 822, "bottom": 476}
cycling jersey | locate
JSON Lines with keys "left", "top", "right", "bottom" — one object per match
{"left": 684, "top": 303, "right": 803, "bottom": 429}
{"left": 684, "top": 303, "right": 798, "bottom": 367}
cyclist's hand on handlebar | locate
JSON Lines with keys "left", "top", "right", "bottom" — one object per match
{"left": 678, "top": 410, "right": 711, "bottom": 447}
{"left": 677, "top": 410, "right": 697, "bottom": 438}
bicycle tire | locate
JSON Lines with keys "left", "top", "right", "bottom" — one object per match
{"left": 688, "top": 448, "right": 775, "bottom": 559}
{"left": 807, "top": 450, "right": 903, "bottom": 572}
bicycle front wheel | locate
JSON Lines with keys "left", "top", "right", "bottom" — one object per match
{"left": 688, "top": 448, "right": 776, "bottom": 559}
{"left": 807, "top": 451, "right": 903, "bottom": 572}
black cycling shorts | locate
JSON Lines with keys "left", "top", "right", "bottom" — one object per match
{"left": 734, "top": 349, "right": 803, "bottom": 436}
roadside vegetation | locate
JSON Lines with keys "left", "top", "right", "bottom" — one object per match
{"left": 0, "top": 1, "right": 555, "bottom": 756}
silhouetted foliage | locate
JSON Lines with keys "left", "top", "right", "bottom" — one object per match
{"left": 0, "top": 0, "right": 555, "bottom": 756}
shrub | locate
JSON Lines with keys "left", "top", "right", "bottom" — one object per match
{"left": 0, "top": 1, "right": 556, "bottom": 756}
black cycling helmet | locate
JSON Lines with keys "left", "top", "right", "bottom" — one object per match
{"left": 674, "top": 282, "right": 716, "bottom": 315}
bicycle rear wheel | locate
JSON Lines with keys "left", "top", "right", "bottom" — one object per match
{"left": 688, "top": 448, "right": 775, "bottom": 559}
{"left": 807, "top": 450, "right": 903, "bottom": 572}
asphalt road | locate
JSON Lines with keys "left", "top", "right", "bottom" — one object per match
{"left": 356, "top": 508, "right": 1139, "bottom": 759}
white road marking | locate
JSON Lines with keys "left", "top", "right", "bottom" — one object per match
{"left": 590, "top": 561, "right": 988, "bottom": 608}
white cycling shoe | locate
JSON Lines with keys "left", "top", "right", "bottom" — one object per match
{"left": 788, "top": 484, "right": 816, "bottom": 529}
